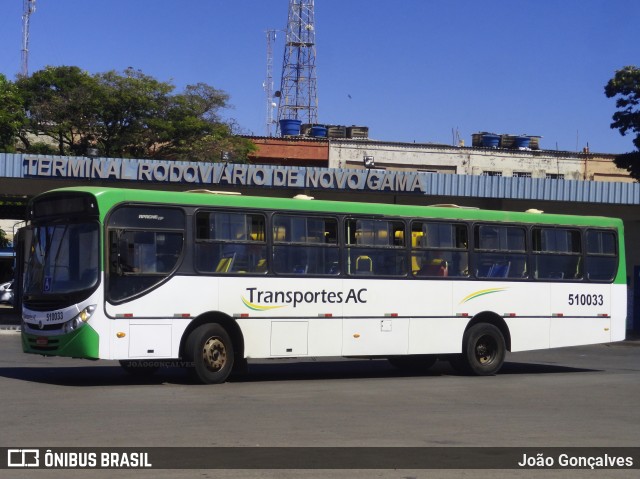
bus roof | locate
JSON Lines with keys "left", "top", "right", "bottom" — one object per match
{"left": 39, "top": 186, "right": 623, "bottom": 229}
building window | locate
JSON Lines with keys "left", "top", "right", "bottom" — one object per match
{"left": 545, "top": 173, "right": 565, "bottom": 180}
{"left": 482, "top": 171, "right": 502, "bottom": 177}
{"left": 513, "top": 172, "right": 532, "bottom": 178}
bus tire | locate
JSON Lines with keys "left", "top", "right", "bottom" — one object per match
{"left": 388, "top": 355, "right": 437, "bottom": 372}
{"left": 186, "top": 323, "right": 234, "bottom": 384}
{"left": 451, "top": 323, "right": 506, "bottom": 376}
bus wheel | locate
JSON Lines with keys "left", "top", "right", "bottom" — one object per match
{"left": 119, "top": 360, "right": 159, "bottom": 376}
{"left": 388, "top": 355, "right": 437, "bottom": 372}
{"left": 450, "top": 323, "right": 506, "bottom": 376}
{"left": 186, "top": 323, "right": 234, "bottom": 384}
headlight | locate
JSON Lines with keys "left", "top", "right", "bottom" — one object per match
{"left": 63, "top": 305, "right": 96, "bottom": 334}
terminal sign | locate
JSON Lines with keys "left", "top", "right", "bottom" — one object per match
{"left": 23, "top": 157, "right": 427, "bottom": 194}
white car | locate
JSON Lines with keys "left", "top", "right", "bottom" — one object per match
{"left": 0, "top": 281, "right": 14, "bottom": 305}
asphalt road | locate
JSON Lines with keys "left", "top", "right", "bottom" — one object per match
{"left": 0, "top": 332, "right": 638, "bottom": 479}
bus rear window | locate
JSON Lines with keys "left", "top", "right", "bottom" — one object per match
{"left": 585, "top": 229, "right": 617, "bottom": 281}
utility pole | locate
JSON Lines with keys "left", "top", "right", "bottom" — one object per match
{"left": 276, "top": 0, "right": 318, "bottom": 134}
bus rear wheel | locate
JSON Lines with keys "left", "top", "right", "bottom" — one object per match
{"left": 186, "top": 323, "right": 234, "bottom": 384}
{"left": 449, "top": 323, "right": 506, "bottom": 376}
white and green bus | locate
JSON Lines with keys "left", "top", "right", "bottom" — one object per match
{"left": 21, "top": 187, "right": 626, "bottom": 383}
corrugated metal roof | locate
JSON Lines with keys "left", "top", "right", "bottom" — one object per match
{"left": 1, "top": 153, "right": 639, "bottom": 205}
{"left": 0, "top": 153, "right": 22, "bottom": 178}
{"left": 425, "top": 174, "right": 640, "bottom": 204}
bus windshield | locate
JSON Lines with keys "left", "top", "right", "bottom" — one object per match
{"left": 24, "top": 222, "right": 100, "bottom": 296}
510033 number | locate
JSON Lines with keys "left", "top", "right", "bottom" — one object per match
{"left": 46, "top": 311, "right": 63, "bottom": 321}
{"left": 568, "top": 293, "right": 604, "bottom": 306}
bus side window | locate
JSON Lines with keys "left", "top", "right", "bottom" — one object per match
{"left": 195, "top": 211, "right": 267, "bottom": 274}
{"left": 474, "top": 225, "right": 526, "bottom": 279}
{"left": 345, "top": 219, "right": 406, "bottom": 276}
{"left": 412, "top": 221, "right": 469, "bottom": 278}
{"left": 272, "top": 215, "right": 339, "bottom": 275}
{"left": 532, "top": 228, "right": 582, "bottom": 280}
{"left": 107, "top": 229, "right": 184, "bottom": 301}
{"left": 585, "top": 229, "right": 617, "bottom": 281}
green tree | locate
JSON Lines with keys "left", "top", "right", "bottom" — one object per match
{"left": 93, "top": 68, "right": 174, "bottom": 157}
{"left": 148, "top": 83, "right": 255, "bottom": 162}
{"left": 16, "top": 65, "right": 100, "bottom": 155}
{"left": 15, "top": 66, "right": 254, "bottom": 162}
{"left": 93, "top": 71, "right": 254, "bottom": 161}
{"left": 605, "top": 65, "right": 640, "bottom": 180}
{"left": 0, "top": 74, "right": 27, "bottom": 152}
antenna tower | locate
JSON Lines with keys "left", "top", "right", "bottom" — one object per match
{"left": 264, "top": 30, "right": 277, "bottom": 137}
{"left": 276, "top": 0, "right": 318, "bottom": 134}
{"left": 21, "top": 0, "right": 36, "bottom": 77}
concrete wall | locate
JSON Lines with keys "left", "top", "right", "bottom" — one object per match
{"left": 328, "top": 140, "right": 626, "bottom": 181}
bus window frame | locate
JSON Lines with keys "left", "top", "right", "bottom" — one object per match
{"left": 105, "top": 203, "right": 186, "bottom": 304}
{"left": 531, "top": 225, "right": 584, "bottom": 281}
{"left": 271, "top": 213, "right": 341, "bottom": 277}
{"left": 344, "top": 217, "right": 408, "bottom": 278}
{"left": 472, "top": 223, "right": 529, "bottom": 280}
{"left": 193, "top": 208, "right": 268, "bottom": 276}
{"left": 409, "top": 219, "right": 470, "bottom": 279}
{"left": 584, "top": 228, "right": 619, "bottom": 282}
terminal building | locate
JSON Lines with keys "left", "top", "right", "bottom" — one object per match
{"left": 1, "top": 133, "right": 640, "bottom": 330}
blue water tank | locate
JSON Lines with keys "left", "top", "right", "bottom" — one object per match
{"left": 279, "top": 119, "right": 302, "bottom": 136}
{"left": 310, "top": 125, "right": 327, "bottom": 138}
{"left": 482, "top": 134, "right": 500, "bottom": 148}
{"left": 514, "top": 136, "right": 531, "bottom": 149}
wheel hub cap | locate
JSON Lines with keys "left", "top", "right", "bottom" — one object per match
{"left": 203, "top": 337, "right": 226, "bottom": 372}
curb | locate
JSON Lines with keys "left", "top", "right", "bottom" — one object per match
{"left": 0, "top": 325, "right": 20, "bottom": 334}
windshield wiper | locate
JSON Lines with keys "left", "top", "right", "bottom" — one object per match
{"left": 50, "top": 225, "right": 69, "bottom": 282}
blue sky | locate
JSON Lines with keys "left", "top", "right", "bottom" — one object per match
{"left": 1, "top": 0, "right": 638, "bottom": 154}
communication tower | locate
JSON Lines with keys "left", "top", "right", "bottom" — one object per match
{"left": 21, "top": 0, "right": 36, "bottom": 77}
{"left": 276, "top": 0, "right": 318, "bottom": 134}
{"left": 264, "top": 30, "right": 278, "bottom": 137}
